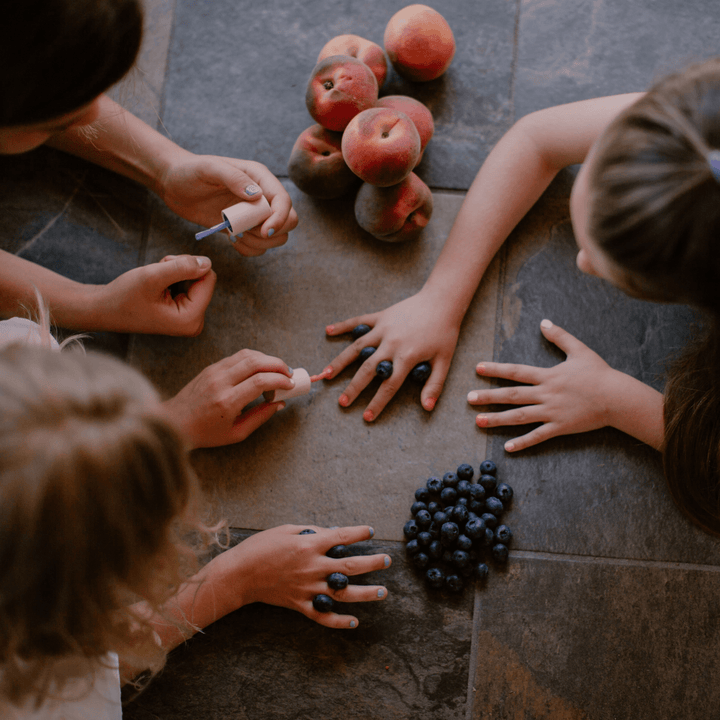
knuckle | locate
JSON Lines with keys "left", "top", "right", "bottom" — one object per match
{"left": 342, "top": 556, "right": 362, "bottom": 575}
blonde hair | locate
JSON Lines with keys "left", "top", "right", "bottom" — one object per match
{"left": 0, "top": 344, "right": 213, "bottom": 709}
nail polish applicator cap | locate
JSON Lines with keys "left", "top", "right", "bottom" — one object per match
{"left": 263, "top": 368, "right": 312, "bottom": 402}
{"left": 195, "top": 195, "right": 272, "bottom": 240}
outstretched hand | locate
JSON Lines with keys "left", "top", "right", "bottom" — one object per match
{"left": 323, "top": 289, "right": 462, "bottom": 421}
{"left": 468, "top": 319, "right": 619, "bottom": 451}
{"left": 159, "top": 155, "right": 298, "bottom": 256}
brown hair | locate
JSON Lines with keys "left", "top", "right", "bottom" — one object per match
{"left": 0, "top": 0, "right": 143, "bottom": 126}
{"left": 0, "top": 345, "right": 208, "bottom": 708}
{"left": 588, "top": 57, "right": 720, "bottom": 532}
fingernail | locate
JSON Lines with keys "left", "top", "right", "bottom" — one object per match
{"left": 288, "top": 379, "right": 295, "bottom": 388}
{"left": 541, "top": 319, "right": 553, "bottom": 329}
{"left": 377, "top": 588, "right": 385, "bottom": 598}
{"left": 467, "top": 391, "right": 479, "bottom": 403}
{"left": 339, "top": 394, "right": 350, "bottom": 407}
{"left": 350, "top": 620, "right": 357, "bottom": 628}
{"left": 368, "top": 527, "right": 375, "bottom": 537}
{"left": 423, "top": 398, "right": 436, "bottom": 411}
{"left": 195, "top": 256, "right": 211, "bottom": 269}
{"left": 384, "top": 556, "right": 391, "bottom": 568}
{"left": 363, "top": 410, "right": 375, "bottom": 422}
{"left": 326, "top": 325, "right": 335, "bottom": 334}
{"left": 245, "top": 184, "right": 261, "bottom": 196}
{"left": 276, "top": 401, "right": 287, "bottom": 411}
{"left": 476, "top": 363, "right": 486, "bottom": 374}
{"left": 267, "top": 228, "right": 275, "bottom": 237}
{"left": 476, "top": 415, "right": 488, "bottom": 428}
{"left": 505, "top": 441, "right": 515, "bottom": 451}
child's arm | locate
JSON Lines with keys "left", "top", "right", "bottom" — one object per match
{"left": 469, "top": 319, "right": 664, "bottom": 451}
{"left": 45, "top": 95, "right": 298, "bottom": 256}
{"left": 121, "top": 525, "right": 389, "bottom": 681}
{"left": 0, "top": 250, "right": 216, "bottom": 336}
{"left": 324, "top": 93, "right": 645, "bottom": 420}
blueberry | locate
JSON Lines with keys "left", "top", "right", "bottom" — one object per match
{"left": 427, "top": 522, "right": 440, "bottom": 539}
{"left": 474, "top": 563, "right": 490, "bottom": 581}
{"left": 469, "top": 484, "right": 486, "bottom": 502}
{"left": 433, "top": 511, "right": 449, "bottom": 526}
{"left": 485, "top": 496, "right": 504, "bottom": 516}
{"left": 375, "top": 360, "right": 393, "bottom": 380}
{"left": 479, "top": 460, "right": 497, "bottom": 476}
{"left": 403, "top": 519, "right": 419, "bottom": 539}
{"left": 414, "top": 487, "right": 430, "bottom": 504}
{"left": 496, "top": 483, "right": 514, "bottom": 503}
{"left": 442, "top": 506, "right": 454, "bottom": 518}
{"left": 467, "top": 511, "right": 480, "bottom": 524}
{"left": 456, "top": 463, "right": 474, "bottom": 481}
{"left": 442, "top": 550, "right": 454, "bottom": 565}
{"left": 464, "top": 517, "right": 486, "bottom": 540}
{"left": 313, "top": 594, "right": 335, "bottom": 612}
{"left": 413, "top": 551, "right": 430, "bottom": 569}
{"left": 480, "top": 527, "right": 495, "bottom": 546}
{"left": 359, "top": 346, "right": 376, "bottom": 362}
{"left": 327, "top": 572, "right": 349, "bottom": 590}
{"left": 481, "top": 512, "right": 498, "bottom": 529}
{"left": 428, "top": 540, "right": 443, "bottom": 560}
{"left": 426, "top": 567, "right": 446, "bottom": 588}
{"left": 405, "top": 539, "right": 420, "bottom": 556}
{"left": 492, "top": 543, "right": 509, "bottom": 564}
{"left": 468, "top": 500, "right": 484, "bottom": 515}
{"left": 440, "top": 521, "right": 460, "bottom": 547}
{"left": 446, "top": 574, "right": 464, "bottom": 592}
{"left": 495, "top": 524, "right": 512, "bottom": 544}
{"left": 456, "top": 479, "right": 472, "bottom": 498}
{"left": 326, "top": 545, "right": 347, "bottom": 559}
{"left": 479, "top": 474, "right": 497, "bottom": 492}
{"left": 409, "top": 361, "right": 432, "bottom": 383}
{"left": 440, "top": 487, "right": 458, "bottom": 505}
{"left": 426, "top": 476, "right": 443, "bottom": 494}
{"left": 417, "top": 531, "right": 432, "bottom": 547}
{"left": 411, "top": 501, "right": 428, "bottom": 516}
{"left": 415, "top": 509, "right": 432, "bottom": 529}
{"left": 442, "top": 472, "right": 459, "bottom": 488}
{"left": 456, "top": 534, "right": 473, "bottom": 552}
{"left": 299, "top": 529, "right": 316, "bottom": 535}
{"left": 450, "top": 505, "right": 469, "bottom": 527}
{"left": 352, "top": 324, "right": 371, "bottom": 340}
{"left": 427, "top": 501, "right": 441, "bottom": 516}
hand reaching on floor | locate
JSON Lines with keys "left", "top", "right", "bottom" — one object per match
{"left": 323, "top": 289, "right": 462, "bottom": 421}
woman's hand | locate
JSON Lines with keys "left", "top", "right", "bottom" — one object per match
{"left": 159, "top": 154, "right": 298, "bottom": 256}
{"left": 158, "top": 348, "right": 294, "bottom": 448}
{"left": 323, "top": 289, "right": 463, "bottom": 421}
{"left": 208, "top": 525, "right": 390, "bottom": 629}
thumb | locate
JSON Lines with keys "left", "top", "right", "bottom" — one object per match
{"left": 145, "top": 255, "right": 213, "bottom": 288}
{"left": 539, "top": 319, "right": 586, "bottom": 356}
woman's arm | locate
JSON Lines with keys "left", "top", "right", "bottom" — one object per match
{"left": 324, "top": 93, "right": 645, "bottom": 420}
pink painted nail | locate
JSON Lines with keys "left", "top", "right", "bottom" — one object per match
{"left": 476, "top": 415, "right": 488, "bottom": 428}
{"left": 467, "top": 391, "right": 479, "bottom": 403}
{"left": 423, "top": 398, "right": 436, "bottom": 411}
{"left": 363, "top": 410, "right": 375, "bottom": 422}
{"left": 326, "top": 325, "right": 335, "bottom": 334}
{"left": 339, "top": 394, "right": 350, "bottom": 407}
{"left": 476, "top": 363, "right": 486, "bottom": 374}
{"left": 505, "top": 441, "right": 515, "bottom": 451}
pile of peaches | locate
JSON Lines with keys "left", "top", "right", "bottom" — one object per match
{"left": 287, "top": 4, "right": 455, "bottom": 243}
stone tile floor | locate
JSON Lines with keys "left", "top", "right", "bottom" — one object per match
{"left": 2, "top": 0, "right": 720, "bottom": 717}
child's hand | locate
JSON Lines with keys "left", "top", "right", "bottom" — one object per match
{"left": 468, "top": 319, "right": 618, "bottom": 451}
{"left": 210, "top": 525, "right": 390, "bottom": 630}
{"left": 158, "top": 349, "right": 294, "bottom": 448}
{"left": 94, "top": 254, "right": 216, "bottom": 335}
{"left": 324, "top": 289, "right": 462, "bottom": 421}
{"left": 158, "top": 154, "right": 298, "bottom": 256}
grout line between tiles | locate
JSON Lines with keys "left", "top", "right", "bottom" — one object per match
{"left": 465, "top": 589, "right": 483, "bottom": 720}
{"left": 508, "top": 0, "right": 522, "bottom": 124}
{"left": 511, "top": 549, "right": 720, "bottom": 573}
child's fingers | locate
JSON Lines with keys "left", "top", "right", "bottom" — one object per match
{"left": 475, "top": 405, "right": 545, "bottom": 429}
{"left": 236, "top": 228, "right": 289, "bottom": 250}
{"left": 539, "top": 319, "right": 586, "bottom": 356}
{"left": 337, "top": 360, "right": 380, "bottom": 408}
{"left": 503, "top": 423, "right": 560, "bottom": 452}
{"left": 261, "top": 204, "right": 298, "bottom": 238}
{"left": 361, "top": 366, "right": 410, "bottom": 422}
{"left": 467, "top": 384, "right": 539, "bottom": 407}
{"left": 332, "top": 584, "right": 388, "bottom": 604}
{"left": 420, "top": 358, "right": 450, "bottom": 412}
{"left": 325, "top": 314, "right": 379, "bottom": 337}
{"left": 230, "top": 401, "right": 285, "bottom": 443}
{"left": 228, "top": 370, "right": 295, "bottom": 407}
{"left": 476, "top": 360, "right": 543, "bottom": 385}
{"left": 306, "top": 607, "right": 361, "bottom": 630}
{"left": 224, "top": 350, "right": 293, "bottom": 382}
{"left": 333, "top": 551, "right": 392, "bottom": 578}
{"left": 326, "top": 525, "right": 377, "bottom": 549}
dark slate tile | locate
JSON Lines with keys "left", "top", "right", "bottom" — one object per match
{"left": 484, "top": 192, "right": 719, "bottom": 564}
{"left": 514, "top": 0, "right": 720, "bottom": 117}
{"left": 471, "top": 555, "right": 720, "bottom": 720}
{"left": 161, "top": 0, "right": 517, "bottom": 190}
{"left": 123, "top": 534, "right": 474, "bottom": 720}
{"left": 0, "top": 147, "right": 150, "bottom": 358}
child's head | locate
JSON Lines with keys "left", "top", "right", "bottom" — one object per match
{"left": 571, "top": 57, "right": 720, "bottom": 311}
{"left": 0, "top": 0, "right": 143, "bottom": 153}
{"left": 0, "top": 344, "right": 200, "bottom": 706}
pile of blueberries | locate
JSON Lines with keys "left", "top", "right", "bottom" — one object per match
{"left": 352, "top": 324, "right": 431, "bottom": 383}
{"left": 403, "top": 460, "right": 513, "bottom": 593}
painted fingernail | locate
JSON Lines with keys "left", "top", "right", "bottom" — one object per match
{"left": 339, "top": 394, "right": 350, "bottom": 407}
{"left": 467, "top": 391, "right": 479, "bottom": 403}
{"left": 476, "top": 363, "right": 486, "bottom": 374}
{"left": 423, "top": 398, "right": 436, "bottom": 411}
{"left": 476, "top": 415, "right": 488, "bottom": 428}
{"left": 541, "top": 319, "right": 553, "bottom": 329}
{"left": 267, "top": 228, "right": 275, "bottom": 237}
{"left": 384, "top": 556, "right": 391, "bottom": 567}
{"left": 377, "top": 588, "right": 385, "bottom": 598}
{"left": 326, "top": 325, "right": 335, "bottom": 334}
{"left": 350, "top": 620, "right": 357, "bottom": 628}
{"left": 276, "top": 401, "right": 287, "bottom": 411}
{"left": 368, "top": 527, "right": 375, "bottom": 537}
{"left": 505, "top": 441, "right": 515, "bottom": 451}
{"left": 245, "top": 184, "right": 261, "bottom": 196}
{"left": 195, "top": 256, "right": 211, "bottom": 269}
{"left": 363, "top": 410, "right": 375, "bottom": 422}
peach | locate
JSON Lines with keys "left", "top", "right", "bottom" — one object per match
{"left": 384, "top": 4, "right": 455, "bottom": 82}
{"left": 376, "top": 95, "right": 433, "bottom": 164}
{"left": 341, "top": 107, "right": 420, "bottom": 187}
{"left": 305, "top": 55, "right": 378, "bottom": 132}
{"left": 287, "top": 124, "right": 360, "bottom": 199}
{"left": 317, "top": 34, "right": 388, "bottom": 89}
{"left": 355, "top": 172, "right": 433, "bottom": 242}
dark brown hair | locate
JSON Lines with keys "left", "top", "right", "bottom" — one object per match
{"left": 0, "top": 0, "right": 143, "bottom": 126}
{"left": 588, "top": 57, "right": 720, "bottom": 532}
